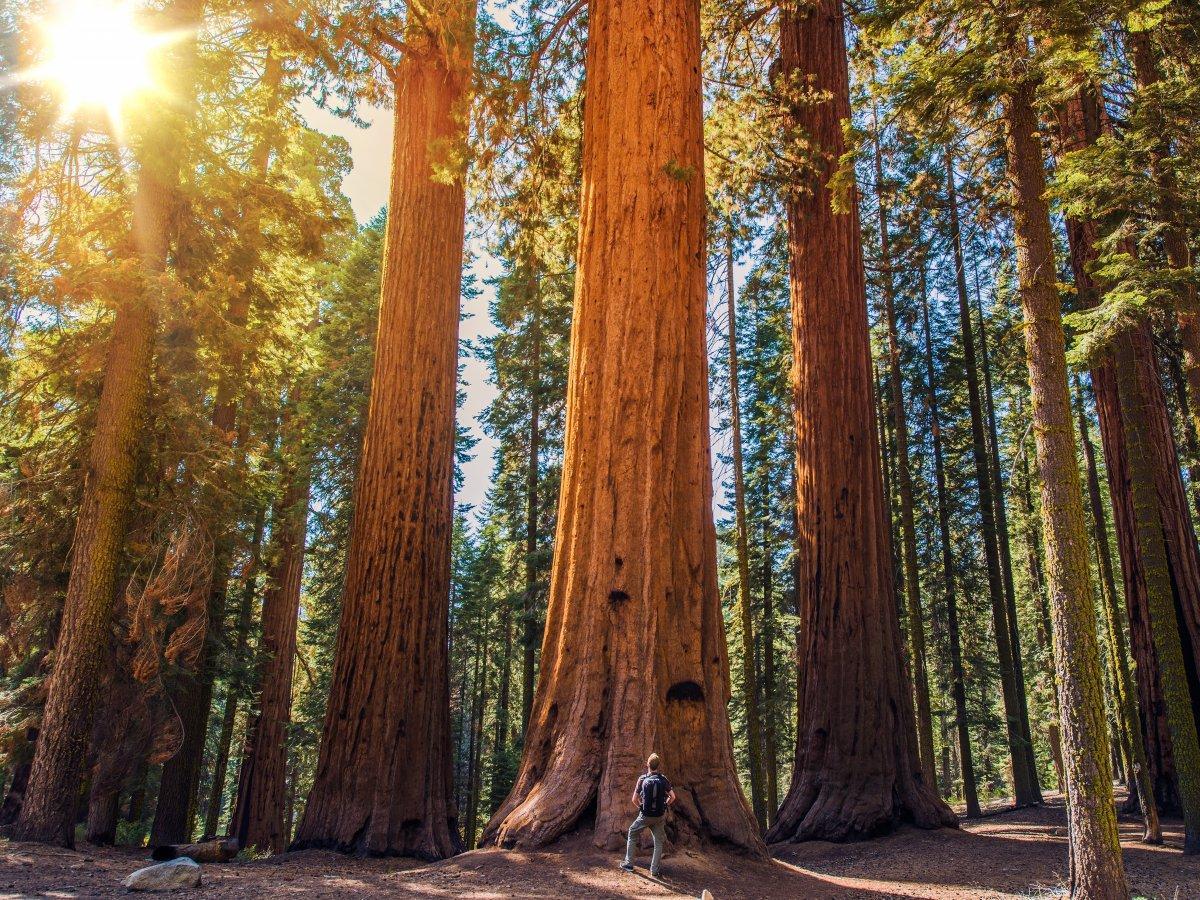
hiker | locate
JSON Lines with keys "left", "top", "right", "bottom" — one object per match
{"left": 620, "top": 753, "right": 676, "bottom": 878}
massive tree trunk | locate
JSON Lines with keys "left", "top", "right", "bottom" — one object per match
{"left": 872, "top": 128, "right": 936, "bottom": 787}
{"left": 921, "top": 279, "right": 981, "bottom": 818}
{"left": 480, "top": 0, "right": 762, "bottom": 853}
{"left": 1002, "top": 77, "right": 1125, "bottom": 896}
{"left": 289, "top": 4, "right": 474, "bottom": 860}
{"left": 1058, "top": 84, "right": 1200, "bottom": 818}
{"left": 13, "top": 2, "right": 200, "bottom": 847}
{"left": 768, "top": 0, "right": 955, "bottom": 842}
{"left": 231, "top": 427, "right": 310, "bottom": 854}
{"left": 946, "top": 148, "right": 1041, "bottom": 807}
{"left": 726, "top": 232, "right": 767, "bottom": 827}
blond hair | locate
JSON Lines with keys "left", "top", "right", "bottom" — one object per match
{"left": 647, "top": 753, "right": 661, "bottom": 771}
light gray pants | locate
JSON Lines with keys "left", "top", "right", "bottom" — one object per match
{"left": 623, "top": 812, "right": 666, "bottom": 874}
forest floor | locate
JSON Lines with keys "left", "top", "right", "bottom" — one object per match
{"left": 0, "top": 793, "right": 1196, "bottom": 899}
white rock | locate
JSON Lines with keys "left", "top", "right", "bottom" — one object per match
{"left": 122, "top": 857, "right": 202, "bottom": 891}
{"left": 700, "top": 890, "right": 715, "bottom": 900}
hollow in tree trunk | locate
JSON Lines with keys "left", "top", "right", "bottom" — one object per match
{"left": 480, "top": 0, "right": 762, "bottom": 853}
{"left": 767, "top": 0, "right": 956, "bottom": 842}
{"left": 289, "top": 3, "right": 474, "bottom": 860}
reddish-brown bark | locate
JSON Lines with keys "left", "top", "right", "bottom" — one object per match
{"left": 1058, "top": 87, "right": 1200, "bottom": 819}
{"left": 767, "top": 0, "right": 955, "bottom": 842}
{"left": 289, "top": 5, "right": 473, "bottom": 860}
{"left": 480, "top": 0, "right": 762, "bottom": 854}
{"left": 231, "top": 430, "right": 310, "bottom": 853}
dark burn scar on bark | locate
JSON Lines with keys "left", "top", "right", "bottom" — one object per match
{"left": 666, "top": 681, "right": 704, "bottom": 702}
{"left": 608, "top": 589, "right": 630, "bottom": 606}
{"left": 614, "top": 556, "right": 623, "bottom": 567}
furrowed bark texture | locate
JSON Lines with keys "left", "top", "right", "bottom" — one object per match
{"left": 231, "top": 443, "right": 310, "bottom": 853}
{"left": 1003, "top": 80, "right": 1125, "bottom": 897}
{"left": 768, "top": 0, "right": 956, "bottom": 842}
{"left": 13, "top": 2, "right": 201, "bottom": 844}
{"left": 1058, "top": 87, "right": 1200, "bottom": 819}
{"left": 481, "top": 0, "right": 763, "bottom": 854}
{"left": 290, "top": 5, "right": 473, "bottom": 860}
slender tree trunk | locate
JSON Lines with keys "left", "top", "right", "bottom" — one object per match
{"left": 873, "top": 128, "right": 936, "bottom": 786}
{"left": 13, "top": 1, "right": 200, "bottom": 847}
{"left": 921, "top": 277, "right": 981, "bottom": 818}
{"left": 521, "top": 285, "right": 542, "bottom": 736}
{"left": 231, "top": 423, "right": 310, "bottom": 854}
{"left": 202, "top": 505, "right": 267, "bottom": 839}
{"left": 291, "top": 4, "right": 475, "bottom": 860}
{"left": 726, "top": 232, "right": 766, "bottom": 828}
{"left": 762, "top": 520, "right": 779, "bottom": 822}
{"left": 946, "top": 147, "right": 1041, "bottom": 807}
{"left": 154, "top": 54, "right": 284, "bottom": 845}
{"left": 85, "top": 787, "right": 119, "bottom": 846}
{"left": 1075, "top": 384, "right": 1162, "bottom": 842}
{"left": 481, "top": 0, "right": 762, "bottom": 853}
{"left": 975, "top": 279, "right": 1040, "bottom": 794}
{"left": 1003, "top": 77, "right": 1126, "bottom": 896}
{"left": 768, "top": 0, "right": 955, "bottom": 842}
{"left": 463, "top": 619, "right": 490, "bottom": 851}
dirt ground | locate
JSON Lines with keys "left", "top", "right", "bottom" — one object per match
{"left": 1, "top": 795, "right": 1196, "bottom": 899}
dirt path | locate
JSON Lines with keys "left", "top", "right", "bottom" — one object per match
{"left": 1, "top": 796, "right": 1196, "bottom": 898}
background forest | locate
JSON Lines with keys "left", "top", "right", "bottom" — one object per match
{"left": 0, "top": 0, "right": 1198, "bottom": 893}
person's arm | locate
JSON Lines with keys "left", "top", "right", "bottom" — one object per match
{"left": 667, "top": 788, "right": 676, "bottom": 806}
{"left": 632, "top": 775, "right": 643, "bottom": 808}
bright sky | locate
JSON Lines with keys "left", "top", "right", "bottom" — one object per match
{"left": 300, "top": 99, "right": 502, "bottom": 516}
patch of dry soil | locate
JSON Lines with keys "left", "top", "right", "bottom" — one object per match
{"left": 1, "top": 795, "right": 1196, "bottom": 898}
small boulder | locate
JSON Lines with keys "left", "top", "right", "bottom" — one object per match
{"left": 122, "top": 857, "right": 202, "bottom": 891}
{"left": 700, "top": 890, "right": 715, "bottom": 900}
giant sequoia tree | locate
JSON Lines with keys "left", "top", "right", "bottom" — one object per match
{"left": 767, "top": 0, "right": 954, "bottom": 842}
{"left": 290, "top": 0, "right": 475, "bottom": 859}
{"left": 480, "top": 0, "right": 762, "bottom": 853}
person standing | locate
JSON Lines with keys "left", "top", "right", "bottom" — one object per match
{"left": 621, "top": 753, "right": 676, "bottom": 877}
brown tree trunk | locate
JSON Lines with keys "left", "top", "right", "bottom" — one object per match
{"left": 1113, "top": 331, "right": 1200, "bottom": 853}
{"left": 521, "top": 285, "right": 542, "bottom": 736}
{"left": 975, "top": 281, "right": 1040, "bottom": 795}
{"left": 1076, "top": 383, "right": 1162, "bottom": 842}
{"left": 1058, "top": 83, "right": 1200, "bottom": 820}
{"left": 290, "top": 3, "right": 474, "bottom": 861}
{"left": 201, "top": 504, "right": 267, "bottom": 839}
{"left": 13, "top": 2, "right": 200, "bottom": 847}
{"left": 768, "top": 0, "right": 955, "bottom": 842}
{"left": 231, "top": 431, "right": 310, "bottom": 854}
{"left": 946, "top": 147, "right": 1041, "bottom": 807}
{"left": 761, "top": 520, "right": 780, "bottom": 822}
{"left": 85, "top": 787, "right": 119, "bottom": 846}
{"left": 921, "top": 275, "right": 981, "bottom": 818}
{"left": 1002, "top": 77, "right": 1125, "bottom": 896}
{"left": 481, "top": 0, "right": 762, "bottom": 853}
{"left": 872, "top": 126, "right": 936, "bottom": 786}
{"left": 726, "top": 231, "right": 767, "bottom": 827}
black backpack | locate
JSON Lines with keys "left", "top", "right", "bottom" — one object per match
{"left": 641, "top": 773, "right": 669, "bottom": 817}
